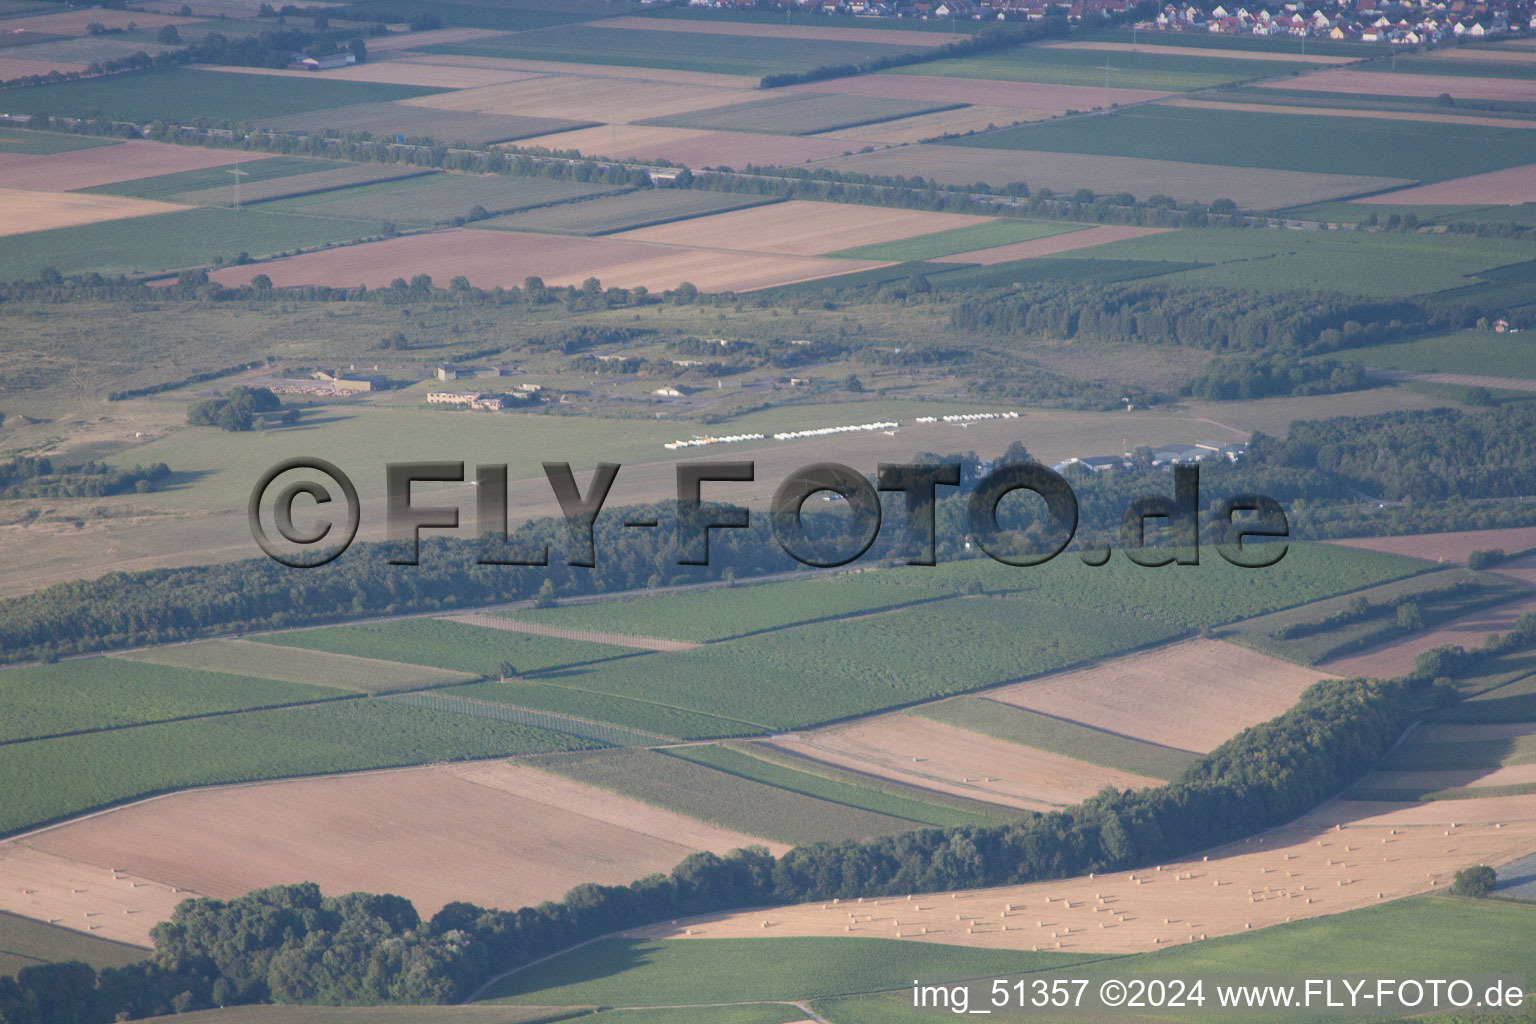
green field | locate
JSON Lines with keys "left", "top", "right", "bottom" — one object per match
{"left": 668, "top": 743, "right": 1012, "bottom": 828}
{"left": 501, "top": 575, "right": 961, "bottom": 643}
{"left": 1285, "top": 200, "right": 1536, "bottom": 228}
{"left": 1055, "top": 226, "right": 1536, "bottom": 298}
{"left": 84, "top": 157, "right": 352, "bottom": 200}
{"left": 1351, "top": 329, "right": 1536, "bottom": 380}
{"left": 1361, "top": 55, "right": 1536, "bottom": 80}
{"left": 0, "top": 207, "right": 386, "bottom": 280}
{"left": 827, "top": 219, "right": 1083, "bottom": 261}
{"left": 1380, "top": 733, "right": 1536, "bottom": 771}
{"left": 8, "top": 68, "right": 443, "bottom": 123}
{"left": 170, "top": 165, "right": 440, "bottom": 208}
{"left": 814, "top": 897, "right": 1536, "bottom": 1022}
{"left": 640, "top": 93, "right": 963, "bottom": 136}
{"left": 0, "top": 127, "right": 120, "bottom": 155}
{"left": 0, "top": 698, "right": 594, "bottom": 836}
{"left": 1221, "top": 84, "right": 1536, "bottom": 119}
{"left": 946, "top": 105, "right": 1536, "bottom": 182}
{"left": 482, "top": 935, "right": 1093, "bottom": 1004}
{"left": 0, "top": 911, "right": 149, "bottom": 976}
{"left": 145, "top": 1009, "right": 582, "bottom": 1024}
{"left": 1220, "top": 569, "right": 1528, "bottom": 665}
{"left": 484, "top": 899, "right": 1536, "bottom": 1019}
{"left": 0, "top": 658, "right": 346, "bottom": 743}
{"left": 717, "top": 740, "right": 1017, "bottom": 822}
{"left": 528, "top": 748, "right": 922, "bottom": 845}
{"left": 1435, "top": 674, "right": 1536, "bottom": 723}
{"left": 478, "top": 191, "right": 779, "bottom": 235}
{"left": 516, "top": 543, "right": 1426, "bottom": 640}
{"left": 264, "top": 102, "right": 591, "bottom": 146}
{"left": 911, "top": 697, "right": 1200, "bottom": 778}
{"left": 414, "top": 25, "right": 921, "bottom": 78}
{"left": 335, "top": 0, "right": 615, "bottom": 31}
{"left": 515, "top": 596, "right": 1179, "bottom": 733}
{"left": 115, "top": 639, "right": 478, "bottom": 695}
{"left": 258, "top": 618, "right": 640, "bottom": 677}
{"left": 481, "top": 545, "right": 1423, "bottom": 734}
{"left": 890, "top": 45, "right": 1319, "bottom": 91}
{"left": 440, "top": 680, "right": 764, "bottom": 740}
{"left": 286, "top": 173, "right": 623, "bottom": 225}
{"left": 1097, "top": 27, "right": 1382, "bottom": 57}
{"left": 631, "top": 5, "right": 975, "bottom": 32}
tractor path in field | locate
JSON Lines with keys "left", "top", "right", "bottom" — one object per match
{"left": 440, "top": 612, "right": 702, "bottom": 652}
{"left": 1372, "top": 369, "right": 1536, "bottom": 393}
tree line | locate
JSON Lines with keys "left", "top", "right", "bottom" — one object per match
{"left": 759, "top": 23, "right": 1063, "bottom": 89}
{"left": 0, "top": 403, "right": 1529, "bottom": 662}
{"left": 0, "top": 658, "right": 1463, "bottom": 1018}
{"left": 949, "top": 281, "right": 1464, "bottom": 355}
{"left": 0, "top": 458, "right": 171, "bottom": 500}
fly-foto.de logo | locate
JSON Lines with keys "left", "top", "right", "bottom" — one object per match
{"left": 248, "top": 459, "right": 1288, "bottom": 570}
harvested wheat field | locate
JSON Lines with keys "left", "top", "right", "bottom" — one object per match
{"left": 0, "top": 56, "right": 88, "bottom": 79}
{"left": 766, "top": 716, "right": 1163, "bottom": 812}
{"left": 515, "top": 123, "right": 854, "bottom": 167}
{"left": 188, "top": 61, "right": 545, "bottom": 89}
{"left": 1322, "top": 588, "right": 1536, "bottom": 680}
{"left": 0, "top": 188, "right": 182, "bottom": 237}
{"left": 823, "top": 105, "right": 1037, "bottom": 144}
{"left": 0, "top": 139, "right": 247, "bottom": 191}
{"left": 810, "top": 145, "right": 1410, "bottom": 208}
{"left": 113, "top": 638, "right": 478, "bottom": 694}
{"left": 0, "top": 845, "right": 182, "bottom": 947}
{"left": 401, "top": 75, "right": 752, "bottom": 122}
{"left": 1326, "top": 526, "right": 1536, "bottom": 564}
{"left": 988, "top": 638, "right": 1334, "bottom": 753}
{"left": 10, "top": 760, "right": 781, "bottom": 945}
{"left": 206, "top": 227, "right": 885, "bottom": 292}
{"left": 784, "top": 73, "right": 1173, "bottom": 117}
{"left": 597, "top": 15, "right": 964, "bottom": 45}
{"left": 631, "top": 794, "right": 1536, "bottom": 952}
{"left": 1039, "top": 40, "right": 1359, "bottom": 63}
{"left": 614, "top": 200, "right": 990, "bottom": 255}
{"left": 395, "top": 53, "right": 754, "bottom": 90}
{"left": 1353, "top": 163, "right": 1536, "bottom": 205}
{"left": 931, "top": 224, "right": 1170, "bottom": 264}
{"left": 1163, "top": 97, "right": 1533, "bottom": 130}
{"left": 1260, "top": 69, "right": 1536, "bottom": 102}
{"left": 1, "top": 8, "right": 201, "bottom": 32}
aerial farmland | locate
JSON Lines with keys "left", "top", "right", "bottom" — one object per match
{"left": 0, "top": 0, "right": 1535, "bottom": 1017}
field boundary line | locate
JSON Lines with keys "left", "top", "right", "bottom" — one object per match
{"left": 0, "top": 693, "right": 363, "bottom": 750}
{"left": 441, "top": 612, "right": 700, "bottom": 651}
{"left": 726, "top": 737, "right": 1021, "bottom": 821}
{"left": 967, "top": 696, "right": 1204, "bottom": 758}
{"left": 513, "top": 677, "right": 773, "bottom": 735}
{"left": 113, "top": 638, "right": 482, "bottom": 693}
{"left": 384, "top": 691, "right": 671, "bottom": 747}
{"left": 655, "top": 746, "right": 932, "bottom": 826}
